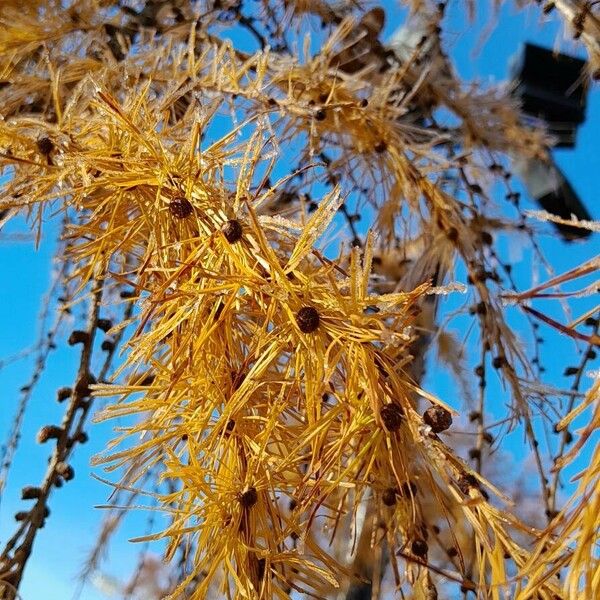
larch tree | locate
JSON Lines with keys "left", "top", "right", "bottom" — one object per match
{"left": 0, "top": 1, "right": 599, "bottom": 599}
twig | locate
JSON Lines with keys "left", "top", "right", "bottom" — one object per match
{"left": 547, "top": 318, "right": 600, "bottom": 514}
{"left": 0, "top": 273, "right": 105, "bottom": 596}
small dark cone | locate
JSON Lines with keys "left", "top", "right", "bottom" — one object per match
{"left": 411, "top": 538, "right": 428, "bottom": 558}
{"left": 36, "top": 137, "right": 54, "bottom": 155}
{"left": 381, "top": 487, "right": 397, "bottom": 506}
{"left": 239, "top": 486, "right": 258, "bottom": 509}
{"left": 101, "top": 339, "right": 115, "bottom": 352}
{"left": 96, "top": 318, "right": 112, "bottom": 332}
{"left": 447, "top": 227, "right": 458, "bottom": 242}
{"left": 380, "top": 403, "right": 403, "bottom": 431}
{"left": 68, "top": 330, "right": 89, "bottom": 346}
{"left": 492, "top": 356, "right": 506, "bottom": 369}
{"left": 224, "top": 419, "right": 236, "bottom": 437}
{"left": 468, "top": 448, "right": 481, "bottom": 460}
{"left": 423, "top": 406, "right": 452, "bottom": 433}
{"left": 169, "top": 196, "right": 194, "bottom": 219}
{"left": 21, "top": 486, "right": 42, "bottom": 500}
{"left": 37, "top": 425, "right": 62, "bottom": 443}
{"left": 457, "top": 474, "right": 479, "bottom": 495}
{"left": 296, "top": 306, "right": 320, "bottom": 333}
{"left": 56, "top": 387, "right": 72, "bottom": 402}
{"left": 221, "top": 219, "right": 243, "bottom": 243}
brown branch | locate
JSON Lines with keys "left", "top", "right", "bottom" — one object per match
{"left": 547, "top": 318, "right": 600, "bottom": 514}
{"left": 0, "top": 273, "right": 105, "bottom": 597}
{"left": 522, "top": 305, "right": 600, "bottom": 346}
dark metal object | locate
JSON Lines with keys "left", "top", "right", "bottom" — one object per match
{"left": 536, "top": 165, "right": 592, "bottom": 239}
{"left": 511, "top": 43, "right": 587, "bottom": 148}
{"left": 510, "top": 43, "right": 593, "bottom": 239}
{"left": 514, "top": 156, "right": 592, "bottom": 240}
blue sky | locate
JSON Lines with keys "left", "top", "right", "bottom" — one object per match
{"left": 0, "top": 2, "right": 598, "bottom": 599}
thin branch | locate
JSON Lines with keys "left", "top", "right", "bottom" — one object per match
{"left": 0, "top": 273, "right": 105, "bottom": 595}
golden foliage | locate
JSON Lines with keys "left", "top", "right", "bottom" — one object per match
{"left": 0, "top": 1, "right": 598, "bottom": 599}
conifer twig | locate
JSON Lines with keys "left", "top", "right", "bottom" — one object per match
{"left": 0, "top": 274, "right": 105, "bottom": 595}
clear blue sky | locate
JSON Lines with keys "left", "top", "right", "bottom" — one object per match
{"left": 0, "top": 2, "right": 598, "bottom": 599}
